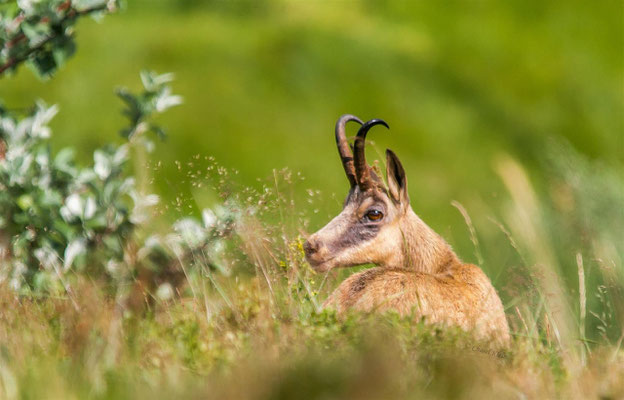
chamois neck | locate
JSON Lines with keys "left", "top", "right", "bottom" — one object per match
{"left": 390, "top": 209, "right": 458, "bottom": 274}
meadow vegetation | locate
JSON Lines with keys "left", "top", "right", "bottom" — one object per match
{"left": 0, "top": 1, "right": 622, "bottom": 398}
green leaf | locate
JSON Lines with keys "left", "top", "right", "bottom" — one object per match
{"left": 149, "top": 124, "right": 167, "bottom": 141}
{"left": 84, "top": 214, "right": 107, "bottom": 230}
{"left": 16, "top": 194, "right": 34, "bottom": 210}
{"left": 21, "top": 22, "right": 51, "bottom": 46}
{"left": 54, "top": 148, "right": 76, "bottom": 174}
{"left": 52, "top": 37, "right": 76, "bottom": 68}
{"left": 52, "top": 219, "right": 76, "bottom": 239}
{"left": 29, "top": 50, "right": 57, "bottom": 78}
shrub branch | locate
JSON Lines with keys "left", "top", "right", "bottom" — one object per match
{"left": 0, "top": 2, "right": 112, "bottom": 76}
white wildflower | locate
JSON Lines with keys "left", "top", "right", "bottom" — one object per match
{"left": 65, "top": 193, "right": 83, "bottom": 217}
{"left": 94, "top": 150, "right": 112, "bottom": 180}
{"left": 84, "top": 197, "right": 97, "bottom": 220}
{"left": 202, "top": 209, "right": 217, "bottom": 229}
{"left": 156, "top": 283, "right": 174, "bottom": 301}
{"left": 173, "top": 218, "right": 206, "bottom": 249}
{"left": 155, "top": 87, "right": 183, "bottom": 112}
{"left": 63, "top": 239, "right": 86, "bottom": 271}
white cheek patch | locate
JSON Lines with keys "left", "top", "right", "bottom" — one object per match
{"left": 310, "top": 196, "right": 401, "bottom": 268}
{"left": 349, "top": 224, "right": 400, "bottom": 260}
{"left": 315, "top": 208, "right": 353, "bottom": 243}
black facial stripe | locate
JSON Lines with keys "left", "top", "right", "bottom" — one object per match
{"left": 328, "top": 221, "right": 381, "bottom": 254}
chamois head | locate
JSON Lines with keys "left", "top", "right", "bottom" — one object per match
{"left": 304, "top": 115, "right": 412, "bottom": 272}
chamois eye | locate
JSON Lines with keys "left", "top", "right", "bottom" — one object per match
{"left": 365, "top": 210, "right": 383, "bottom": 222}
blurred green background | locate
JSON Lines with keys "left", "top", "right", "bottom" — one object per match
{"left": 1, "top": 0, "right": 622, "bottom": 273}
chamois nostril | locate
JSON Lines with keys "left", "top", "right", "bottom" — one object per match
{"left": 303, "top": 239, "right": 318, "bottom": 256}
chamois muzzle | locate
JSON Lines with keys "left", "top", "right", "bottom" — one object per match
{"left": 303, "top": 234, "right": 332, "bottom": 271}
{"left": 303, "top": 238, "right": 319, "bottom": 256}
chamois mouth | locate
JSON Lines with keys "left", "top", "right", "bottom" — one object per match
{"left": 305, "top": 254, "right": 335, "bottom": 272}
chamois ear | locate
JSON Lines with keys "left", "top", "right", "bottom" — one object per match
{"left": 386, "top": 149, "right": 409, "bottom": 206}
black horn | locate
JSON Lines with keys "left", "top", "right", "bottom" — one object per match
{"left": 353, "top": 119, "right": 389, "bottom": 190}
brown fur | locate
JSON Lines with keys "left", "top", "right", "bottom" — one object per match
{"left": 323, "top": 264, "right": 510, "bottom": 346}
{"left": 305, "top": 121, "right": 510, "bottom": 347}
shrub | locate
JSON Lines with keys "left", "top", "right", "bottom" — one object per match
{"left": 0, "top": 70, "right": 175, "bottom": 290}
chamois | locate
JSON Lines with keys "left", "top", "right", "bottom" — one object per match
{"left": 304, "top": 115, "right": 510, "bottom": 346}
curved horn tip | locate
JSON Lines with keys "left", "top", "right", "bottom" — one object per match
{"left": 364, "top": 118, "right": 389, "bottom": 130}
{"left": 355, "top": 118, "right": 390, "bottom": 140}
{"left": 336, "top": 114, "right": 364, "bottom": 126}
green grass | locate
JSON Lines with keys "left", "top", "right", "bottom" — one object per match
{"left": 0, "top": 280, "right": 601, "bottom": 400}
{"left": 1, "top": 0, "right": 623, "bottom": 398}
{"left": 0, "top": 152, "right": 622, "bottom": 398}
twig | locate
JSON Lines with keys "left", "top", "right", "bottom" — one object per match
{"left": 451, "top": 200, "right": 484, "bottom": 266}
{"left": 576, "top": 252, "right": 590, "bottom": 362}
